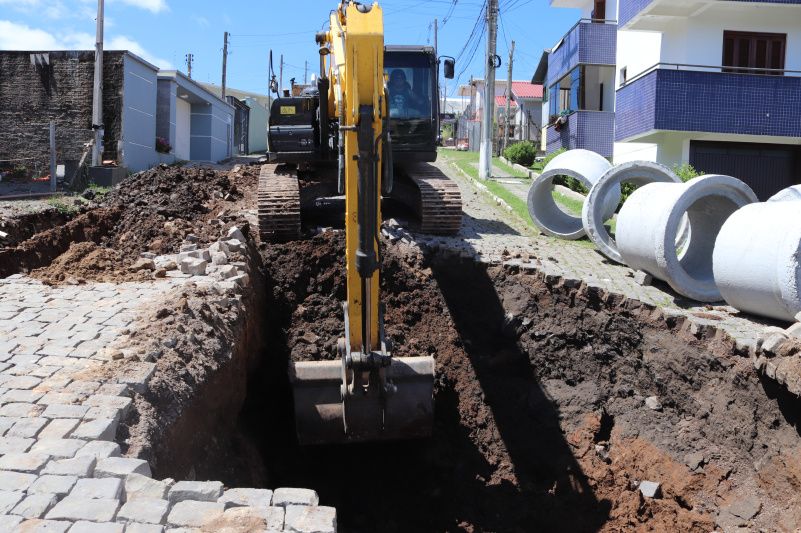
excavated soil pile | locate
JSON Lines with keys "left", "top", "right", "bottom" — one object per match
{"left": 226, "top": 235, "right": 801, "bottom": 533}
{"left": 0, "top": 164, "right": 257, "bottom": 282}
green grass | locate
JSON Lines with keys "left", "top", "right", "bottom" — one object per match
{"left": 493, "top": 157, "right": 530, "bottom": 179}
{"left": 87, "top": 182, "right": 111, "bottom": 200}
{"left": 47, "top": 195, "right": 78, "bottom": 215}
{"left": 444, "top": 151, "right": 534, "bottom": 229}
{"left": 439, "top": 149, "right": 614, "bottom": 249}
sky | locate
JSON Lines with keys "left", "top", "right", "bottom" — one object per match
{"left": 0, "top": 0, "right": 581, "bottom": 96}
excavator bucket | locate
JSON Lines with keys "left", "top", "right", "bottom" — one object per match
{"left": 289, "top": 356, "right": 435, "bottom": 445}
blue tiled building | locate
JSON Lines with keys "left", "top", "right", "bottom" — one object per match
{"left": 615, "top": 0, "right": 801, "bottom": 199}
{"left": 534, "top": 0, "right": 618, "bottom": 158}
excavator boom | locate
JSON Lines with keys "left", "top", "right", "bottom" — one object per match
{"left": 289, "top": 1, "right": 435, "bottom": 445}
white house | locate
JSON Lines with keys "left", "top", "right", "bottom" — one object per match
{"left": 614, "top": 0, "right": 801, "bottom": 199}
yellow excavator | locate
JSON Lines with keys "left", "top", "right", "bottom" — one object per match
{"left": 264, "top": 1, "right": 451, "bottom": 445}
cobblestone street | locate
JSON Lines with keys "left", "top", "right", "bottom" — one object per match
{"left": 0, "top": 256, "right": 335, "bottom": 531}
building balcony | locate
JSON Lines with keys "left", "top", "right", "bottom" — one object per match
{"left": 615, "top": 64, "right": 801, "bottom": 142}
{"left": 546, "top": 110, "right": 615, "bottom": 157}
{"left": 547, "top": 19, "right": 617, "bottom": 85}
{"left": 620, "top": 0, "right": 801, "bottom": 30}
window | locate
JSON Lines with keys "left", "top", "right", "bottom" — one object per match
{"left": 592, "top": 0, "right": 606, "bottom": 20}
{"left": 723, "top": 31, "right": 786, "bottom": 75}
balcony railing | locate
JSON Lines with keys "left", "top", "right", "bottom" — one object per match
{"left": 616, "top": 63, "right": 801, "bottom": 142}
{"left": 547, "top": 19, "right": 617, "bottom": 86}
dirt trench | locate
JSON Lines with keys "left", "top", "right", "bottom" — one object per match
{"left": 184, "top": 232, "right": 800, "bottom": 533}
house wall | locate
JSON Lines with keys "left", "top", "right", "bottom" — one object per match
{"left": 0, "top": 51, "right": 124, "bottom": 174}
{"left": 210, "top": 100, "right": 233, "bottom": 161}
{"left": 190, "top": 103, "right": 213, "bottom": 161}
{"left": 659, "top": 5, "right": 801, "bottom": 71}
{"left": 244, "top": 97, "right": 268, "bottom": 153}
{"left": 616, "top": 29, "right": 661, "bottom": 87}
{"left": 120, "top": 54, "right": 159, "bottom": 171}
{"left": 614, "top": 2, "right": 801, "bottom": 165}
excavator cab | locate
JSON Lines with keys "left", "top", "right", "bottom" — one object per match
{"left": 385, "top": 46, "right": 439, "bottom": 162}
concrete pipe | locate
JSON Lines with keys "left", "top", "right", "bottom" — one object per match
{"left": 713, "top": 202, "right": 801, "bottom": 322}
{"left": 616, "top": 175, "right": 758, "bottom": 302}
{"left": 768, "top": 185, "right": 801, "bottom": 202}
{"left": 527, "top": 149, "right": 620, "bottom": 240}
{"left": 582, "top": 161, "right": 681, "bottom": 264}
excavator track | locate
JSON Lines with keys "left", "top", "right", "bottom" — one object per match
{"left": 403, "top": 163, "right": 462, "bottom": 235}
{"left": 258, "top": 164, "right": 301, "bottom": 243}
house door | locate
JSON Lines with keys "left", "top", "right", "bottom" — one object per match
{"left": 689, "top": 141, "right": 800, "bottom": 200}
{"left": 592, "top": 0, "right": 606, "bottom": 20}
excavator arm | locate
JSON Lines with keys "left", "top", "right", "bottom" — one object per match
{"left": 289, "top": 1, "right": 435, "bottom": 445}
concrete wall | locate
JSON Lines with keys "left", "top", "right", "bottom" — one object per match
{"left": 0, "top": 51, "right": 124, "bottom": 174}
{"left": 210, "top": 101, "right": 233, "bottom": 161}
{"left": 244, "top": 97, "right": 268, "bottom": 153}
{"left": 121, "top": 54, "right": 159, "bottom": 172}
{"left": 175, "top": 97, "right": 191, "bottom": 161}
{"left": 190, "top": 103, "right": 213, "bottom": 161}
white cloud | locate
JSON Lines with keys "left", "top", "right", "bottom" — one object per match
{"left": 116, "top": 0, "right": 168, "bottom": 14}
{"left": 106, "top": 35, "right": 172, "bottom": 69}
{"left": 192, "top": 15, "right": 209, "bottom": 28}
{"left": 0, "top": 20, "right": 172, "bottom": 70}
{"left": 0, "top": 20, "right": 62, "bottom": 49}
{"left": 1, "top": 0, "right": 168, "bottom": 17}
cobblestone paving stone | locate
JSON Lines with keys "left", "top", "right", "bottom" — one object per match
{"left": 0, "top": 245, "right": 336, "bottom": 531}
{"left": 416, "top": 159, "right": 799, "bottom": 395}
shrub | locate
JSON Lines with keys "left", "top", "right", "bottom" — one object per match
{"left": 503, "top": 141, "right": 537, "bottom": 167}
{"left": 541, "top": 147, "right": 566, "bottom": 168}
{"left": 552, "top": 174, "right": 589, "bottom": 195}
{"left": 673, "top": 163, "right": 703, "bottom": 182}
{"left": 614, "top": 163, "right": 704, "bottom": 212}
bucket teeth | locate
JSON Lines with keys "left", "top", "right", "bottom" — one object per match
{"left": 290, "top": 356, "right": 435, "bottom": 445}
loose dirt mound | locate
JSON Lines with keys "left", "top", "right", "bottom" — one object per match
{"left": 102, "top": 164, "right": 253, "bottom": 258}
{"left": 239, "top": 236, "right": 801, "bottom": 532}
{"left": 0, "top": 163, "right": 258, "bottom": 282}
{"left": 31, "top": 241, "right": 152, "bottom": 284}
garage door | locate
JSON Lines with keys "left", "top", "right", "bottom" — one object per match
{"left": 689, "top": 141, "right": 800, "bottom": 201}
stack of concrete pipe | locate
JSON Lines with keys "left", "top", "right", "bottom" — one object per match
{"left": 526, "top": 149, "right": 683, "bottom": 260}
{"left": 616, "top": 175, "right": 759, "bottom": 302}
{"left": 526, "top": 149, "right": 801, "bottom": 322}
{"left": 526, "top": 149, "right": 621, "bottom": 240}
{"left": 713, "top": 188, "right": 801, "bottom": 321}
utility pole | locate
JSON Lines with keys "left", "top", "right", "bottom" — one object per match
{"left": 221, "top": 31, "right": 229, "bottom": 99}
{"left": 503, "top": 40, "right": 515, "bottom": 153}
{"left": 279, "top": 54, "right": 284, "bottom": 95}
{"left": 304, "top": 60, "right": 308, "bottom": 85}
{"left": 91, "top": 0, "right": 104, "bottom": 167}
{"left": 185, "top": 53, "right": 194, "bottom": 78}
{"left": 479, "top": 0, "right": 498, "bottom": 179}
